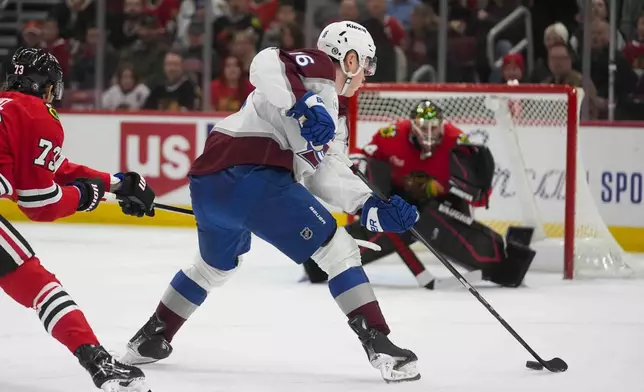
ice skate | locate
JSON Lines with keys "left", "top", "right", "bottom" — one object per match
{"left": 75, "top": 345, "right": 150, "bottom": 392}
{"left": 348, "top": 315, "right": 420, "bottom": 383}
{"left": 121, "top": 314, "right": 173, "bottom": 365}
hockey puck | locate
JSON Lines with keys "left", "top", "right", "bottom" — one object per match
{"left": 526, "top": 360, "right": 544, "bottom": 370}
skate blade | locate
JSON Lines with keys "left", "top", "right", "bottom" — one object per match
{"left": 371, "top": 354, "right": 421, "bottom": 383}
{"left": 100, "top": 377, "right": 150, "bottom": 392}
{"left": 120, "top": 347, "right": 162, "bottom": 366}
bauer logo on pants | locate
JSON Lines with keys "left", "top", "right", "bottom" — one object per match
{"left": 120, "top": 122, "right": 197, "bottom": 197}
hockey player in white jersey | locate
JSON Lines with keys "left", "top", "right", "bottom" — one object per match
{"left": 123, "top": 21, "right": 421, "bottom": 383}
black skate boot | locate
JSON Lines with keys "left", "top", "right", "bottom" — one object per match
{"left": 348, "top": 315, "right": 420, "bottom": 383}
{"left": 121, "top": 314, "right": 173, "bottom": 365}
{"left": 75, "top": 345, "right": 149, "bottom": 392}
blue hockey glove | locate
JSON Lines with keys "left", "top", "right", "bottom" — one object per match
{"left": 287, "top": 91, "right": 335, "bottom": 146}
{"left": 360, "top": 195, "right": 419, "bottom": 233}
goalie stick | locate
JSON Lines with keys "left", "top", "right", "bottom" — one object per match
{"left": 332, "top": 148, "right": 568, "bottom": 373}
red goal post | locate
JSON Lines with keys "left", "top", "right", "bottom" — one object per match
{"left": 347, "top": 83, "right": 630, "bottom": 279}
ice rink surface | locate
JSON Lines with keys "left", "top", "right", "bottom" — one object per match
{"left": 1, "top": 223, "right": 643, "bottom": 392}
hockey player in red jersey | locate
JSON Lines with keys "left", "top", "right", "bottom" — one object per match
{"left": 302, "top": 100, "right": 536, "bottom": 288}
{"left": 0, "top": 48, "right": 156, "bottom": 392}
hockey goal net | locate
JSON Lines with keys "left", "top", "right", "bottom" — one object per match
{"left": 348, "top": 83, "right": 634, "bottom": 279}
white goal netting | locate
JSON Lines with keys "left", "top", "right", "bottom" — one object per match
{"left": 352, "top": 85, "right": 635, "bottom": 278}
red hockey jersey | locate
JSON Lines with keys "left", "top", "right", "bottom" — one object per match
{"left": 362, "top": 119, "right": 487, "bottom": 207}
{"left": 0, "top": 92, "right": 111, "bottom": 222}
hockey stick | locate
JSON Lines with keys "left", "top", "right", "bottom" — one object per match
{"left": 334, "top": 152, "right": 567, "bottom": 373}
{"left": 103, "top": 193, "right": 195, "bottom": 216}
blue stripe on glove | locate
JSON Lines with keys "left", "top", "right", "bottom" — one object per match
{"left": 360, "top": 195, "right": 419, "bottom": 233}
{"left": 287, "top": 91, "right": 336, "bottom": 146}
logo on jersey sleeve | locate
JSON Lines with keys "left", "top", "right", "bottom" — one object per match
{"left": 378, "top": 125, "right": 397, "bottom": 138}
{"left": 45, "top": 103, "right": 59, "bottom": 121}
{"left": 296, "top": 142, "right": 329, "bottom": 169}
{"left": 457, "top": 133, "right": 471, "bottom": 144}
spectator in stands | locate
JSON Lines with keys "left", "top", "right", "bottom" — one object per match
{"left": 49, "top": 0, "right": 96, "bottom": 42}
{"left": 500, "top": 53, "right": 525, "bottom": 83}
{"left": 41, "top": 18, "right": 70, "bottom": 78}
{"left": 622, "top": 12, "right": 644, "bottom": 67}
{"left": 102, "top": 63, "right": 151, "bottom": 110}
{"left": 250, "top": 0, "right": 280, "bottom": 30}
{"left": 178, "top": 18, "right": 221, "bottom": 86}
{"left": 476, "top": 0, "right": 525, "bottom": 83}
{"left": 339, "top": 0, "right": 361, "bottom": 22}
{"left": 108, "top": 0, "right": 145, "bottom": 50}
{"left": 364, "top": 0, "right": 406, "bottom": 47}
{"left": 588, "top": 18, "right": 637, "bottom": 119}
{"left": 1, "top": 22, "right": 43, "bottom": 81}
{"left": 229, "top": 29, "right": 258, "bottom": 74}
{"left": 278, "top": 22, "right": 304, "bottom": 50}
{"left": 144, "top": 51, "right": 199, "bottom": 111}
{"left": 120, "top": 14, "right": 168, "bottom": 87}
{"left": 542, "top": 43, "right": 599, "bottom": 119}
{"left": 145, "top": 0, "right": 181, "bottom": 35}
{"left": 404, "top": 3, "right": 439, "bottom": 81}
{"left": 571, "top": 0, "right": 625, "bottom": 53}
{"left": 388, "top": 0, "right": 421, "bottom": 30}
{"left": 209, "top": 55, "right": 254, "bottom": 111}
{"left": 69, "top": 26, "right": 119, "bottom": 90}
{"left": 621, "top": 0, "right": 644, "bottom": 39}
{"left": 312, "top": 0, "right": 343, "bottom": 32}
{"left": 19, "top": 21, "right": 43, "bottom": 49}
{"left": 261, "top": 0, "right": 298, "bottom": 49}
{"left": 531, "top": 22, "right": 571, "bottom": 82}
{"left": 213, "top": 0, "right": 263, "bottom": 55}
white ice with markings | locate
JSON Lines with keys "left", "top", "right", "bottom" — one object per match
{"left": 1, "top": 223, "right": 643, "bottom": 392}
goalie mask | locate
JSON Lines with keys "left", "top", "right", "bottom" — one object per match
{"left": 410, "top": 100, "right": 444, "bottom": 159}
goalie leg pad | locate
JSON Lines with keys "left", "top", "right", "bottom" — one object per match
{"left": 312, "top": 228, "right": 389, "bottom": 334}
{"left": 418, "top": 201, "right": 505, "bottom": 271}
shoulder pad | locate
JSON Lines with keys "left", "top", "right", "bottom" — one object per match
{"left": 378, "top": 124, "right": 397, "bottom": 138}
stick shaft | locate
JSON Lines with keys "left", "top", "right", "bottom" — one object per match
{"left": 349, "top": 165, "right": 550, "bottom": 366}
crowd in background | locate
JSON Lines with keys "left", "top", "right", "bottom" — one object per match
{"left": 3, "top": 0, "right": 644, "bottom": 120}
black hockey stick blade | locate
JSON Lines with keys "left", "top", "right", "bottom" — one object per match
{"left": 526, "top": 358, "right": 568, "bottom": 372}
{"left": 344, "top": 162, "right": 567, "bottom": 373}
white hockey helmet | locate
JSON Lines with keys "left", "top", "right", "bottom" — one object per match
{"left": 317, "top": 21, "right": 376, "bottom": 93}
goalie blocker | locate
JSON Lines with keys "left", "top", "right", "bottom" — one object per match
{"left": 304, "top": 144, "right": 536, "bottom": 287}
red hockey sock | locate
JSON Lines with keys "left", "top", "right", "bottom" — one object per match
{"left": 0, "top": 258, "right": 99, "bottom": 352}
{"left": 348, "top": 301, "right": 390, "bottom": 335}
{"left": 155, "top": 302, "right": 186, "bottom": 342}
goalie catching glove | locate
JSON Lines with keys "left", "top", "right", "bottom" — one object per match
{"left": 449, "top": 143, "right": 495, "bottom": 207}
{"left": 360, "top": 195, "right": 419, "bottom": 233}
{"left": 112, "top": 172, "right": 156, "bottom": 217}
{"left": 287, "top": 91, "right": 336, "bottom": 146}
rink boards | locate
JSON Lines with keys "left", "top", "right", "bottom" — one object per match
{"left": 0, "top": 112, "right": 642, "bottom": 251}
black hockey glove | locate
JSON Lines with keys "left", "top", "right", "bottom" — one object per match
{"left": 112, "top": 172, "right": 155, "bottom": 217}
{"left": 449, "top": 144, "right": 495, "bottom": 207}
{"left": 70, "top": 178, "right": 105, "bottom": 212}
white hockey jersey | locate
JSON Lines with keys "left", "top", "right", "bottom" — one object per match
{"left": 190, "top": 47, "right": 371, "bottom": 214}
